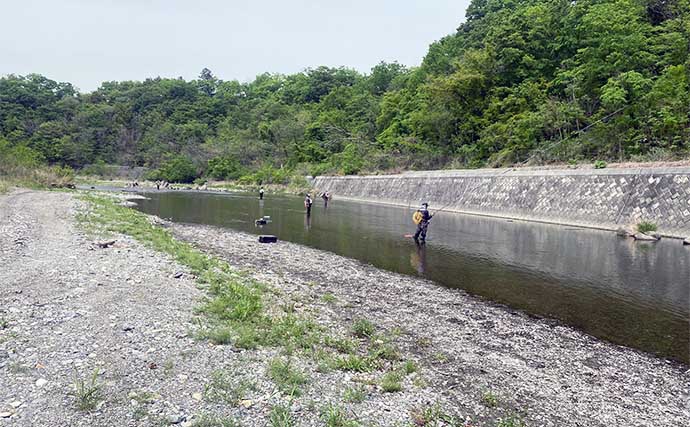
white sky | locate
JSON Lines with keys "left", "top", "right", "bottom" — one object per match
{"left": 0, "top": 0, "right": 471, "bottom": 92}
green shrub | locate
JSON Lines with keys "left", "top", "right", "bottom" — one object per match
{"left": 155, "top": 155, "right": 198, "bottom": 183}
{"left": 380, "top": 371, "right": 402, "bottom": 393}
{"left": 637, "top": 221, "right": 658, "bottom": 234}
{"left": 593, "top": 160, "right": 607, "bottom": 169}
{"left": 207, "top": 156, "right": 245, "bottom": 180}
{"left": 351, "top": 318, "right": 375, "bottom": 338}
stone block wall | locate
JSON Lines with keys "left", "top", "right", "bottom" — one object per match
{"left": 313, "top": 167, "right": 690, "bottom": 238}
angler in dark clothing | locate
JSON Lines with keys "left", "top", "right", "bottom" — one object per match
{"left": 321, "top": 192, "right": 330, "bottom": 207}
{"left": 259, "top": 187, "right": 265, "bottom": 200}
{"left": 304, "top": 194, "right": 313, "bottom": 215}
{"left": 413, "top": 203, "right": 433, "bottom": 244}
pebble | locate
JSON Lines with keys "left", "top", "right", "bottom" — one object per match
{"left": 35, "top": 378, "right": 48, "bottom": 388}
{"left": 167, "top": 414, "right": 184, "bottom": 424}
{"left": 191, "top": 392, "right": 202, "bottom": 401}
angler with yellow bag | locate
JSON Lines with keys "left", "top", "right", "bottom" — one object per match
{"left": 412, "top": 202, "right": 433, "bottom": 244}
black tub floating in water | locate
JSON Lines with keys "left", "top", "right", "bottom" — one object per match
{"left": 259, "top": 235, "right": 278, "bottom": 243}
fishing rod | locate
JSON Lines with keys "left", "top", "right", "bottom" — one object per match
{"left": 429, "top": 201, "right": 454, "bottom": 218}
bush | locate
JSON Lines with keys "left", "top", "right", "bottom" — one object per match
{"left": 593, "top": 160, "right": 607, "bottom": 169}
{"left": 637, "top": 221, "right": 658, "bottom": 234}
{"left": 351, "top": 318, "right": 375, "bottom": 338}
{"left": 154, "top": 156, "right": 198, "bottom": 183}
{"left": 0, "top": 139, "right": 74, "bottom": 188}
{"left": 207, "top": 156, "right": 245, "bottom": 180}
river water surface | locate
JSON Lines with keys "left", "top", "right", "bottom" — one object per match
{"left": 132, "top": 190, "right": 690, "bottom": 363}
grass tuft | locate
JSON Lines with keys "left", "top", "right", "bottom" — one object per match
{"left": 191, "top": 414, "right": 241, "bottom": 427}
{"left": 351, "top": 318, "right": 375, "bottom": 338}
{"left": 343, "top": 385, "right": 367, "bottom": 403}
{"left": 482, "top": 390, "right": 498, "bottom": 408}
{"left": 380, "top": 371, "right": 403, "bottom": 393}
{"left": 334, "top": 354, "right": 371, "bottom": 372}
{"left": 637, "top": 221, "right": 658, "bottom": 234}
{"left": 321, "top": 404, "right": 359, "bottom": 427}
{"left": 73, "top": 368, "right": 101, "bottom": 411}
{"left": 269, "top": 405, "right": 295, "bottom": 427}
{"left": 267, "top": 357, "right": 308, "bottom": 397}
{"left": 204, "top": 370, "right": 251, "bottom": 404}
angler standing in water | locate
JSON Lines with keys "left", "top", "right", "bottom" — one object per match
{"left": 259, "top": 186, "right": 265, "bottom": 200}
{"left": 321, "top": 191, "right": 330, "bottom": 208}
{"left": 304, "top": 193, "right": 314, "bottom": 215}
{"left": 413, "top": 202, "right": 433, "bottom": 244}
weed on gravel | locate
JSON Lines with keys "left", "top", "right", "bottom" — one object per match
{"left": 267, "top": 357, "right": 308, "bottom": 397}
{"left": 380, "top": 371, "right": 403, "bottom": 393}
{"left": 409, "top": 403, "right": 461, "bottom": 426}
{"left": 204, "top": 370, "right": 253, "bottom": 404}
{"left": 73, "top": 368, "right": 102, "bottom": 411}
{"left": 343, "top": 385, "right": 367, "bottom": 403}
{"left": 191, "top": 414, "right": 241, "bottom": 427}
{"left": 352, "top": 318, "right": 375, "bottom": 338}
{"left": 321, "top": 404, "right": 360, "bottom": 427}
{"left": 269, "top": 405, "right": 295, "bottom": 427}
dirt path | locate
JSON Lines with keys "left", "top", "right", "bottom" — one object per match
{"left": 0, "top": 191, "right": 249, "bottom": 426}
{"left": 1, "top": 190, "right": 688, "bottom": 427}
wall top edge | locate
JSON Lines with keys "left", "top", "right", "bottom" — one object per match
{"left": 314, "top": 167, "right": 690, "bottom": 180}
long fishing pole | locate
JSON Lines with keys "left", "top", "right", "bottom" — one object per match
{"left": 430, "top": 201, "right": 454, "bottom": 217}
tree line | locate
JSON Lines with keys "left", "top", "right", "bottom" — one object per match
{"left": 1, "top": 0, "right": 688, "bottom": 183}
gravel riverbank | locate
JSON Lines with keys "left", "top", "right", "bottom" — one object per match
{"left": 1, "top": 190, "right": 688, "bottom": 427}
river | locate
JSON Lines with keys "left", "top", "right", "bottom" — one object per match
{"left": 130, "top": 189, "right": 690, "bottom": 363}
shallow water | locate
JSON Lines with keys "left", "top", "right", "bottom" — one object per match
{"left": 132, "top": 190, "right": 690, "bottom": 363}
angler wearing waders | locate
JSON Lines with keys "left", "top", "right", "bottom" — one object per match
{"left": 413, "top": 202, "right": 433, "bottom": 244}
{"left": 259, "top": 187, "right": 265, "bottom": 200}
{"left": 304, "top": 193, "right": 313, "bottom": 215}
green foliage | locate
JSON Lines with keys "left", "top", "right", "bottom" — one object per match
{"left": 483, "top": 390, "right": 498, "bottom": 407}
{"left": 203, "top": 370, "right": 250, "bottom": 404}
{"left": 152, "top": 155, "right": 198, "bottom": 183}
{"left": 207, "top": 156, "right": 245, "bottom": 180}
{"left": 334, "top": 354, "right": 371, "bottom": 372}
{"left": 191, "top": 414, "right": 240, "bottom": 427}
{"left": 267, "top": 357, "right": 308, "bottom": 396}
{"left": 380, "top": 371, "right": 403, "bottom": 393}
{"left": 343, "top": 385, "right": 367, "bottom": 403}
{"left": 637, "top": 221, "right": 658, "bottom": 233}
{"left": 269, "top": 405, "right": 295, "bottom": 427}
{"left": 1, "top": 2, "right": 688, "bottom": 177}
{"left": 351, "top": 318, "right": 375, "bottom": 338}
{"left": 321, "top": 404, "right": 360, "bottom": 427}
{"left": 402, "top": 360, "right": 418, "bottom": 374}
{"left": 593, "top": 160, "right": 608, "bottom": 169}
{"left": 73, "top": 368, "right": 102, "bottom": 411}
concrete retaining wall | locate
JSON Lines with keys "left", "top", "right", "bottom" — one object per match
{"left": 313, "top": 167, "right": 690, "bottom": 238}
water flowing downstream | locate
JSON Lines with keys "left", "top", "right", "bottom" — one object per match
{"left": 132, "top": 190, "right": 690, "bottom": 363}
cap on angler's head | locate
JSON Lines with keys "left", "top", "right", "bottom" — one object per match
{"left": 421, "top": 202, "right": 429, "bottom": 208}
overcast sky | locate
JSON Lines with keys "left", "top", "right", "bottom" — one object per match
{"left": 0, "top": 0, "right": 471, "bottom": 92}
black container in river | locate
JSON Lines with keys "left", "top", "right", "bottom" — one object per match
{"left": 132, "top": 190, "right": 690, "bottom": 364}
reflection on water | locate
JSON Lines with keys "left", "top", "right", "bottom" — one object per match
{"left": 134, "top": 190, "right": 690, "bottom": 363}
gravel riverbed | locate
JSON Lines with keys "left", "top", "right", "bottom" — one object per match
{"left": 0, "top": 190, "right": 688, "bottom": 427}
